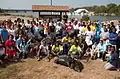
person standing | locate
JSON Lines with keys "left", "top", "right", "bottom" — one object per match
{"left": 109, "top": 28, "right": 117, "bottom": 48}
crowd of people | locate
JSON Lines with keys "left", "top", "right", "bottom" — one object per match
{"left": 0, "top": 17, "right": 120, "bottom": 71}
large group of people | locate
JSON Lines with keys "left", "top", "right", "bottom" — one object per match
{"left": 0, "top": 17, "right": 120, "bottom": 71}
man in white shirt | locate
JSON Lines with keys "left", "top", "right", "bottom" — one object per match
{"left": 73, "top": 21, "right": 79, "bottom": 36}
{"left": 116, "top": 21, "right": 120, "bottom": 34}
{"left": 78, "top": 22, "right": 84, "bottom": 36}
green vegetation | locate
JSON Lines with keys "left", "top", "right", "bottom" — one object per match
{"left": 0, "top": 8, "right": 3, "bottom": 13}
{"left": 71, "top": 3, "right": 120, "bottom": 16}
{"left": 81, "top": 15, "right": 90, "bottom": 21}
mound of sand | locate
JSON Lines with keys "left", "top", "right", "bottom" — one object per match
{"left": 0, "top": 58, "right": 119, "bottom": 79}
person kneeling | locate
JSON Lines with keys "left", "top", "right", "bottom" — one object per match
{"left": 104, "top": 46, "right": 119, "bottom": 70}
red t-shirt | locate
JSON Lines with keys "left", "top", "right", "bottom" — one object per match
{"left": 66, "top": 25, "right": 73, "bottom": 31}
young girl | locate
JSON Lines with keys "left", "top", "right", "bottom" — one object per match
{"left": 20, "top": 39, "right": 29, "bottom": 59}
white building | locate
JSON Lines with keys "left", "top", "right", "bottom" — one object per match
{"left": 68, "top": 8, "right": 94, "bottom": 18}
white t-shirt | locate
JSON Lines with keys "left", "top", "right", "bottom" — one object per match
{"left": 33, "top": 26, "right": 40, "bottom": 36}
{"left": 100, "top": 32, "right": 109, "bottom": 40}
{"left": 78, "top": 26, "right": 84, "bottom": 34}
{"left": 25, "top": 23, "right": 31, "bottom": 28}
{"left": 56, "top": 25, "right": 62, "bottom": 32}
{"left": 85, "top": 31, "right": 94, "bottom": 41}
{"left": 73, "top": 24, "right": 79, "bottom": 30}
{"left": 116, "top": 24, "right": 120, "bottom": 33}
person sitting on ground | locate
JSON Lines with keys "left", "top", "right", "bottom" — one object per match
{"left": 62, "top": 33, "right": 70, "bottom": 55}
{"left": 96, "top": 40, "right": 107, "bottom": 60}
{"left": 69, "top": 40, "right": 81, "bottom": 59}
{"left": 52, "top": 41, "right": 63, "bottom": 56}
{"left": 20, "top": 39, "right": 29, "bottom": 59}
{"left": 104, "top": 46, "right": 119, "bottom": 70}
{"left": 5, "top": 34, "right": 17, "bottom": 61}
{"left": 37, "top": 42, "right": 48, "bottom": 61}
{"left": 103, "top": 45, "right": 112, "bottom": 61}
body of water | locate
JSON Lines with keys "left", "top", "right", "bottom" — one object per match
{"left": 69, "top": 15, "right": 120, "bottom": 21}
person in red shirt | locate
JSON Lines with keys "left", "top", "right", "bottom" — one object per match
{"left": 66, "top": 21, "right": 73, "bottom": 33}
{"left": 5, "top": 34, "right": 17, "bottom": 60}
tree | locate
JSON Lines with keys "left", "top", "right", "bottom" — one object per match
{"left": 0, "top": 8, "right": 2, "bottom": 13}
{"left": 81, "top": 15, "right": 90, "bottom": 21}
{"left": 99, "top": 5, "right": 107, "bottom": 13}
{"left": 69, "top": 8, "right": 75, "bottom": 15}
{"left": 107, "top": 3, "right": 117, "bottom": 13}
{"left": 74, "top": 3, "right": 120, "bottom": 16}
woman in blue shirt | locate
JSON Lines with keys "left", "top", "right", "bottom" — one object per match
{"left": 109, "top": 28, "right": 117, "bottom": 45}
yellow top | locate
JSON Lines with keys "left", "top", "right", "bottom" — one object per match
{"left": 90, "top": 25, "right": 96, "bottom": 32}
{"left": 69, "top": 45, "right": 81, "bottom": 55}
{"left": 52, "top": 45, "right": 63, "bottom": 53}
{"left": 62, "top": 37, "right": 69, "bottom": 43}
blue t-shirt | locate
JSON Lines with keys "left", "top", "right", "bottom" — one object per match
{"left": 16, "top": 39, "right": 22, "bottom": 46}
{"left": 1, "top": 29, "right": 8, "bottom": 41}
{"left": 0, "top": 27, "right": 3, "bottom": 35}
{"left": 109, "top": 33, "right": 117, "bottom": 45}
{"left": 110, "top": 52, "right": 119, "bottom": 67}
{"left": 95, "top": 27, "right": 101, "bottom": 39}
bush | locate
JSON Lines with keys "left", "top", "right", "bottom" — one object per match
{"left": 81, "top": 15, "right": 90, "bottom": 21}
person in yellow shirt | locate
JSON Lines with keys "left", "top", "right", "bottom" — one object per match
{"left": 90, "top": 23, "right": 96, "bottom": 32}
{"left": 83, "top": 26, "right": 88, "bottom": 33}
{"left": 52, "top": 41, "right": 63, "bottom": 56}
{"left": 69, "top": 41, "right": 81, "bottom": 58}
{"left": 62, "top": 34, "right": 69, "bottom": 43}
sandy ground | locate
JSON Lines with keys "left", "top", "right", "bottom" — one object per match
{"left": 0, "top": 58, "right": 120, "bottom": 79}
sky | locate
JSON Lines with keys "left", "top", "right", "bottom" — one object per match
{"left": 0, "top": 0, "right": 120, "bottom": 9}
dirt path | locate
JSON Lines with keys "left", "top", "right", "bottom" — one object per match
{"left": 0, "top": 58, "right": 120, "bottom": 79}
